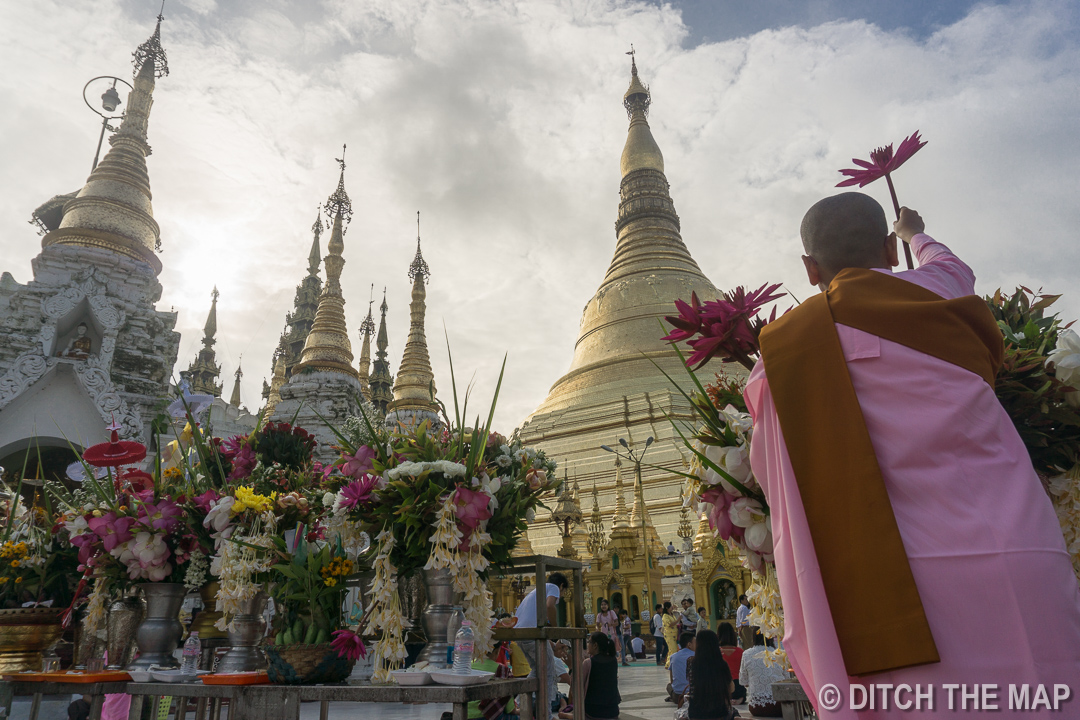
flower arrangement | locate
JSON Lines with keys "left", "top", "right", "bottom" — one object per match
{"left": 986, "top": 287, "right": 1080, "bottom": 578}
{"left": 321, "top": 357, "right": 559, "bottom": 682}
{"left": 0, "top": 485, "right": 79, "bottom": 610}
{"left": 267, "top": 530, "right": 365, "bottom": 662}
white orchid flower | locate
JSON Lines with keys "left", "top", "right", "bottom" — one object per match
{"left": 729, "top": 497, "right": 766, "bottom": 528}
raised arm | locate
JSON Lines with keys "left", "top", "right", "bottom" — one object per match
{"left": 894, "top": 207, "right": 975, "bottom": 298}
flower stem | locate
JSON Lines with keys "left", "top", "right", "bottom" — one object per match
{"left": 884, "top": 173, "right": 914, "bottom": 270}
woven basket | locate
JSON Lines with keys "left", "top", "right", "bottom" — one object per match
{"left": 264, "top": 643, "right": 355, "bottom": 685}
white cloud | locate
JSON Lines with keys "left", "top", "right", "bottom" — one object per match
{"left": 1, "top": 0, "right": 1077, "bottom": 433}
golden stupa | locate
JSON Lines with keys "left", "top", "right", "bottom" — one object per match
{"left": 519, "top": 55, "right": 729, "bottom": 557}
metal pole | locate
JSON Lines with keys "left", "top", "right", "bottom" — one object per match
{"left": 92, "top": 116, "right": 108, "bottom": 172}
{"left": 637, "top": 455, "right": 650, "bottom": 610}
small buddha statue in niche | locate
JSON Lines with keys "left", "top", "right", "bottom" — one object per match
{"left": 60, "top": 323, "right": 92, "bottom": 360}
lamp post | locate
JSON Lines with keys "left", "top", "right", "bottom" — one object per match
{"left": 600, "top": 436, "right": 654, "bottom": 618}
{"left": 83, "top": 76, "right": 132, "bottom": 171}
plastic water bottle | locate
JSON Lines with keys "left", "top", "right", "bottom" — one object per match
{"left": 446, "top": 608, "right": 465, "bottom": 665}
{"left": 452, "top": 620, "right": 474, "bottom": 675}
{"left": 181, "top": 631, "right": 201, "bottom": 675}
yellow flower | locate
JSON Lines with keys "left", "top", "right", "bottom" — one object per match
{"left": 324, "top": 577, "right": 337, "bottom": 587}
{"left": 92, "top": 510, "right": 102, "bottom": 518}
{"left": 11, "top": 561, "right": 20, "bottom": 568}
{"left": 163, "top": 467, "right": 183, "bottom": 482}
{"left": 14, "top": 577, "right": 22, "bottom": 584}
{"left": 0, "top": 578, "right": 7, "bottom": 584}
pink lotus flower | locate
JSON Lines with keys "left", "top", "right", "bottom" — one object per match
{"left": 341, "top": 446, "right": 377, "bottom": 478}
{"left": 664, "top": 285, "right": 785, "bottom": 370}
{"left": 837, "top": 131, "right": 926, "bottom": 188}
{"left": 701, "top": 487, "right": 736, "bottom": 541}
{"left": 330, "top": 629, "right": 367, "bottom": 661}
{"left": 453, "top": 486, "right": 493, "bottom": 530}
{"left": 88, "top": 513, "right": 136, "bottom": 552}
{"left": 338, "top": 476, "right": 379, "bottom": 511}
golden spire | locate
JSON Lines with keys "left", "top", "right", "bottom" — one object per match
{"left": 43, "top": 12, "right": 169, "bottom": 273}
{"left": 512, "top": 522, "right": 536, "bottom": 558}
{"left": 611, "top": 456, "right": 631, "bottom": 529}
{"left": 694, "top": 511, "right": 713, "bottom": 553}
{"left": 263, "top": 353, "right": 286, "bottom": 420}
{"left": 621, "top": 47, "right": 664, "bottom": 176}
{"left": 677, "top": 487, "right": 694, "bottom": 541}
{"left": 387, "top": 212, "right": 438, "bottom": 422}
{"left": 369, "top": 289, "right": 394, "bottom": 413}
{"left": 291, "top": 147, "right": 358, "bottom": 378}
{"left": 522, "top": 52, "right": 721, "bottom": 419}
{"left": 357, "top": 284, "right": 375, "bottom": 399}
{"left": 587, "top": 481, "right": 606, "bottom": 558}
{"left": 229, "top": 359, "right": 243, "bottom": 408}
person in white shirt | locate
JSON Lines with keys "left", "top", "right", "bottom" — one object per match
{"left": 696, "top": 606, "right": 709, "bottom": 634}
{"left": 739, "top": 631, "right": 786, "bottom": 717}
{"left": 735, "top": 595, "right": 753, "bottom": 649}
{"left": 652, "top": 604, "right": 667, "bottom": 666}
{"left": 630, "top": 634, "right": 644, "bottom": 658}
{"left": 514, "top": 572, "right": 569, "bottom": 719}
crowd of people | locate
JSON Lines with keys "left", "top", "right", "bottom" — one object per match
{"left": 481, "top": 575, "right": 784, "bottom": 720}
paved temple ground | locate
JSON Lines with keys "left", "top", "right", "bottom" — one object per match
{"left": 292, "top": 659, "right": 750, "bottom": 720}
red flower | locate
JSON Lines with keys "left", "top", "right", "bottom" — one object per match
{"left": 330, "top": 629, "right": 367, "bottom": 661}
{"left": 663, "top": 284, "right": 785, "bottom": 370}
{"left": 837, "top": 131, "right": 926, "bottom": 188}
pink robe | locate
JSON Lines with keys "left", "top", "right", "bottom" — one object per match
{"left": 745, "top": 234, "right": 1080, "bottom": 717}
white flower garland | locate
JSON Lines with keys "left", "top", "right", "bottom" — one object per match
{"left": 183, "top": 550, "right": 209, "bottom": 592}
{"left": 745, "top": 562, "right": 788, "bottom": 671}
{"left": 367, "top": 529, "right": 406, "bottom": 683}
{"left": 83, "top": 579, "right": 109, "bottom": 640}
{"left": 213, "top": 516, "right": 275, "bottom": 632}
{"left": 424, "top": 490, "right": 495, "bottom": 659}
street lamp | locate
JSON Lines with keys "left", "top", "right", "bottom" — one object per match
{"left": 83, "top": 76, "right": 133, "bottom": 172}
{"left": 600, "top": 436, "right": 655, "bottom": 617}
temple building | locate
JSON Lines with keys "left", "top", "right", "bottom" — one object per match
{"left": 277, "top": 211, "right": 324, "bottom": 381}
{"left": 269, "top": 153, "right": 364, "bottom": 458}
{"left": 385, "top": 216, "right": 440, "bottom": 429}
{"left": 518, "top": 56, "right": 743, "bottom": 620}
{"left": 0, "top": 16, "right": 180, "bottom": 480}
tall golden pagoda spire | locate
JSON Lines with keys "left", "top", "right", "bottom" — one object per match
{"left": 229, "top": 359, "right": 243, "bottom": 408}
{"left": 188, "top": 287, "right": 223, "bottom": 396}
{"left": 519, "top": 51, "right": 728, "bottom": 556}
{"left": 386, "top": 212, "right": 438, "bottom": 427}
{"left": 263, "top": 353, "right": 286, "bottom": 420}
{"left": 357, "top": 285, "right": 375, "bottom": 400}
{"left": 43, "top": 11, "right": 169, "bottom": 274}
{"left": 369, "top": 289, "right": 394, "bottom": 413}
{"left": 292, "top": 147, "right": 357, "bottom": 378}
{"left": 523, "top": 54, "right": 720, "bottom": 420}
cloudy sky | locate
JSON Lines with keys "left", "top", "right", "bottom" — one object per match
{"left": 2, "top": 0, "right": 1078, "bottom": 431}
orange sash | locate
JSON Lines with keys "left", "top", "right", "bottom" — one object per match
{"left": 758, "top": 268, "right": 1002, "bottom": 676}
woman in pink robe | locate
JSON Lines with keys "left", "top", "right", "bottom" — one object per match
{"left": 745, "top": 230, "right": 1080, "bottom": 717}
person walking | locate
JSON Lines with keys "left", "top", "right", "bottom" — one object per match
{"left": 618, "top": 609, "right": 633, "bottom": 665}
{"left": 594, "top": 598, "right": 621, "bottom": 658}
{"left": 662, "top": 602, "right": 678, "bottom": 669}
{"left": 652, "top": 603, "right": 667, "bottom": 666}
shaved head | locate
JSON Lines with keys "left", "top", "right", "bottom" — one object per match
{"left": 801, "top": 192, "right": 890, "bottom": 276}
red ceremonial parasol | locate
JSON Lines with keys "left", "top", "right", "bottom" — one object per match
{"left": 82, "top": 424, "right": 147, "bottom": 468}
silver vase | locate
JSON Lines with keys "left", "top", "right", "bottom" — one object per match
{"left": 128, "top": 583, "right": 185, "bottom": 670}
{"left": 416, "top": 568, "right": 464, "bottom": 668}
{"left": 106, "top": 596, "right": 145, "bottom": 669}
{"left": 215, "top": 592, "right": 269, "bottom": 673}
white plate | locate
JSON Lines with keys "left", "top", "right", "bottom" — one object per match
{"left": 391, "top": 670, "right": 431, "bottom": 686}
{"left": 429, "top": 669, "right": 494, "bottom": 686}
{"left": 128, "top": 670, "right": 153, "bottom": 683}
{"left": 149, "top": 669, "right": 208, "bottom": 683}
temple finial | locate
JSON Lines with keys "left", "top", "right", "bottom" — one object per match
{"left": 133, "top": 2, "right": 169, "bottom": 78}
{"left": 229, "top": 357, "right": 243, "bottom": 407}
{"left": 408, "top": 211, "right": 430, "bottom": 284}
{"left": 291, "top": 158, "right": 356, "bottom": 376}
